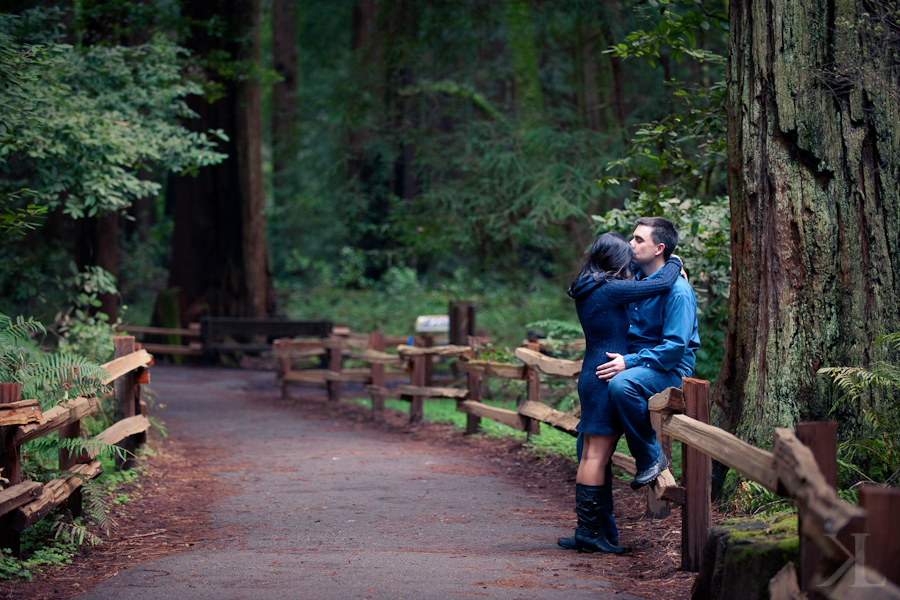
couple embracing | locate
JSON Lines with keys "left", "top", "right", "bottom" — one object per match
{"left": 559, "top": 217, "right": 700, "bottom": 554}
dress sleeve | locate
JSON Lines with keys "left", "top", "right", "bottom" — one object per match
{"left": 600, "top": 257, "right": 683, "bottom": 304}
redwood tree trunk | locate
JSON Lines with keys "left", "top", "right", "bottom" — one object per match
{"left": 271, "top": 0, "right": 297, "bottom": 182}
{"left": 715, "top": 0, "right": 900, "bottom": 447}
{"left": 166, "top": 0, "right": 273, "bottom": 322}
{"left": 236, "top": 0, "right": 269, "bottom": 318}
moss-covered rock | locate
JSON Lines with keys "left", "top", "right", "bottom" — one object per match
{"left": 692, "top": 514, "right": 800, "bottom": 600}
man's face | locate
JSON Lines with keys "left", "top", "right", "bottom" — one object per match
{"left": 630, "top": 224, "right": 664, "bottom": 267}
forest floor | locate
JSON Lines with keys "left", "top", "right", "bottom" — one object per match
{"left": 0, "top": 365, "right": 703, "bottom": 600}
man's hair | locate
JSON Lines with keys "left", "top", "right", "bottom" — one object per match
{"left": 635, "top": 217, "right": 678, "bottom": 259}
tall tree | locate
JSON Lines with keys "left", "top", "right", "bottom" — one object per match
{"left": 715, "top": 0, "right": 900, "bottom": 446}
{"left": 271, "top": 0, "right": 298, "bottom": 183}
{"left": 502, "top": 1, "right": 544, "bottom": 127}
{"left": 166, "top": 0, "right": 273, "bottom": 321}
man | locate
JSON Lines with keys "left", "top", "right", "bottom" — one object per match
{"left": 596, "top": 217, "right": 700, "bottom": 489}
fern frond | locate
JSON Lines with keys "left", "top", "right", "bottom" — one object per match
{"left": 58, "top": 437, "right": 125, "bottom": 462}
{"left": 0, "top": 313, "right": 45, "bottom": 347}
{"left": 876, "top": 331, "right": 900, "bottom": 352}
{"left": 52, "top": 516, "right": 102, "bottom": 547}
{"left": 148, "top": 415, "right": 168, "bottom": 439}
{"left": 17, "top": 353, "right": 110, "bottom": 409}
{"left": 82, "top": 479, "right": 115, "bottom": 535}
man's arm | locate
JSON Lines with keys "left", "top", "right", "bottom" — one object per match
{"left": 596, "top": 287, "right": 695, "bottom": 380}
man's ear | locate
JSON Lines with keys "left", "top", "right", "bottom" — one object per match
{"left": 654, "top": 243, "right": 665, "bottom": 257}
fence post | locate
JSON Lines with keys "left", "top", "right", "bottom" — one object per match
{"left": 647, "top": 409, "right": 672, "bottom": 518}
{"left": 521, "top": 365, "right": 541, "bottom": 435}
{"left": 796, "top": 421, "right": 838, "bottom": 599}
{"left": 422, "top": 334, "right": 434, "bottom": 387}
{"left": 274, "top": 338, "right": 291, "bottom": 399}
{"left": 448, "top": 302, "right": 476, "bottom": 345}
{"left": 0, "top": 383, "right": 22, "bottom": 553}
{"left": 681, "top": 377, "right": 711, "bottom": 572}
{"left": 326, "top": 332, "right": 342, "bottom": 403}
{"left": 465, "top": 368, "right": 482, "bottom": 434}
{"left": 368, "top": 331, "right": 386, "bottom": 411}
{"left": 449, "top": 302, "right": 475, "bottom": 378}
{"left": 858, "top": 485, "right": 900, "bottom": 587}
{"left": 407, "top": 337, "right": 425, "bottom": 423}
{"left": 114, "top": 336, "right": 137, "bottom": 470}
{"left": 133, "top": 342, "right": 147, "bottom": 451}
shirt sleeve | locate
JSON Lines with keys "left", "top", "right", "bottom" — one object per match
{"left": 600, "top": 257, "right": 682, "bottom": 304}
{"left": 622, "top": 285, "right": 696, "bottom": 371}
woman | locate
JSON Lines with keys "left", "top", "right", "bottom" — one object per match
{"left": 559, "top": 232, "right": 682, "bottom": 553}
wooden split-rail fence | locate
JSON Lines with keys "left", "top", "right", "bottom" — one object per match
{"left": 275, "top": 326, "right": 900, "bottom": 599}
{"left": 0, "top": 336, "right": 152, "bottom": 553}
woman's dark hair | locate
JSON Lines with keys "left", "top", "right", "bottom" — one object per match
{"left": 567, "top": 232, "right": 633, "bottom": 297}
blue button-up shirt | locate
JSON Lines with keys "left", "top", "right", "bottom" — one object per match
{"left": 623, "top": 264, "right": 700, "bottom": 377}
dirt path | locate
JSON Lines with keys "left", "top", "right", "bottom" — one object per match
{"left": 0, "top": 366, "right": 694, "bottom": 599}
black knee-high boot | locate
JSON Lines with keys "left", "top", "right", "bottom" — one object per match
{"left": 573, "top": 483, "right": 623, "bottom": 553}
{"left": 557, "top": 462, "right": 618, "bottom": 550}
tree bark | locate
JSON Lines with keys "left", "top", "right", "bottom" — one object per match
{"left": 236, "top": 0, "right": 269, "bottom": 318}
{"left": 165, "top": 0, "right": 273, "bottom": 322}
{"left": 716, "top": 0, "right": 900, "bottom": 447}
{"left": 271, "top": 0, "right": 297, "bottom": 183}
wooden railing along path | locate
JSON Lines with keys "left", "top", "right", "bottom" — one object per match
{"left": 0, "top": 336, "right": 153, "bottom": 553}
{"left": 276, "top": 323, "right": 900, "bottom": 599}
{"left": 118, "top": 318, "right": 333, "bottom": 358}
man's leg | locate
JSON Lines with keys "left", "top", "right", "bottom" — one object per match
{"left": 607, "top": 366, "right": 682, "bottom": 471}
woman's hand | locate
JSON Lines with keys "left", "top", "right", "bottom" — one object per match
{"left": 671, "top": 253, "right": 688, "bottom": 282}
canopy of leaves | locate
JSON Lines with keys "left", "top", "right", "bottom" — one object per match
{"left": 0, "top": 8, "right": 227, "bottom": 221}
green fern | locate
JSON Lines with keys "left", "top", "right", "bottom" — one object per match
{"left": 0, "top": 312, "right": 109, "bottom": 408}
{"left": 82, "top": 478, "right": 116, "bottom": 536}
{"left": 51, "top": 516, "right": 102, "bottom": 547}
{"left": 819, "top": 332, "right": 900, "bottom": 485}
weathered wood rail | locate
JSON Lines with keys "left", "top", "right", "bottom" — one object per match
{"left": 274, "top": 305, "right": 900, "bottom": 598}
{"left": 0, "top": 336, "right": 153, "bottom": 553}
{"left": 118, "top": 318, "right": 333, "bottom": 358}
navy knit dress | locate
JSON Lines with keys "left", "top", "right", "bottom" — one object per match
{"left": 570, "top": 257, "right": 683, "bottom": 436}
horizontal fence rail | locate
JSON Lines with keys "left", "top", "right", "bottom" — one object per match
{"left": 0, "top": 336, "right": 153, "bottom": 554}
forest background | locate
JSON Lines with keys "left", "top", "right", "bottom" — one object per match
{"left": 1, "top": 0, "right": 898, "bottom": 499}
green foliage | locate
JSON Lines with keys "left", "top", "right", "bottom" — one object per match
{"left": 0, "top": 8, "right": 228, "bottom": 219}
{"left": 0, "top": 312, "right": 108, "bottom": 407}
{"left": 608, "top": 0, "right": 728, "bottom": 69}
{"left": 819, "top": 332, "right": 900, "bottom": 486}
{"left": 270, "top": 0, "right": 658, "bottom": 287}
{"left": 55, "top": 263, "right": 121, "bottom": 364}
{"left": 727, "top": 477, "right": 796, "bottom": 517}
{"left": 0, "top": 459, "right": 141, "bottom": 580}
{"left": 3, "top": 386, "right": 150, "bottom": 580}
{"left": 283, "top": 277, "right": 572, "bottom": 351}
{"left": 0, "top": 526, "right": 76, "bottom": 581}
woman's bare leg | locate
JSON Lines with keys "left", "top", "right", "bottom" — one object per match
{"left": 575, "top": 434, "right": 617, "bottom": 486}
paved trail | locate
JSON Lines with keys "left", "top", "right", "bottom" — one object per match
{"left": 75, "top": 366, "right": 638, "bottom": 600}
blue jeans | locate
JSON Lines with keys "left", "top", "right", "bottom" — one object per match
{"left": 607, "top": 367, "right": 683, "bottom": 471}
